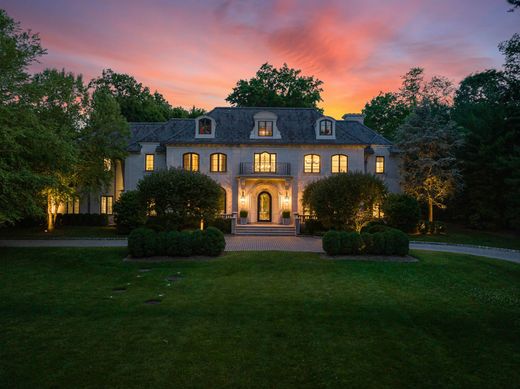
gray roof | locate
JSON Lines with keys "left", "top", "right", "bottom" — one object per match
{"left": 127, "top": 107, "right": 391, "bottom": 151}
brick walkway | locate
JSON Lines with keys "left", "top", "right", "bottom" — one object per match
{"left": 225, "top": 236, "right": 323, "bottom": 252}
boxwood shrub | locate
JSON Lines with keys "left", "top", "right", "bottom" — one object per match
{"left": 128, "top": 227, "right": 157, "bottom": 257}
{"left": 323, "top": 228, "right": 409, "bottom": 256}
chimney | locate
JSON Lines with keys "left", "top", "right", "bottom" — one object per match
{"left": 342, "top": 113, "right": 365, "bottom": 124}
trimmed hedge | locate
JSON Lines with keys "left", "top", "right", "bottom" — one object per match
{"left": 322, "top": 228, "right": 409, "bottom": 256}
{"left": 128, "top": 227, "right": 226, "bottom": 258}
{"left": 56, "top": 213, "right": 109, "bottom": 226}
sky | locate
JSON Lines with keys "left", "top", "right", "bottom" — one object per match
{"left": 1, "top": 0, "right": 518, "bottom": 118}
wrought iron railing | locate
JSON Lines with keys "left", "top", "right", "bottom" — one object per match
{"left": 239, "top": 162, "right": 291, "bottom": 176}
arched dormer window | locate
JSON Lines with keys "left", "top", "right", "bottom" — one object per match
{"left": 195, "top": 116, "right": 216, "bottom": 138}
{"left": 315, "top": 117, "right": 336, "bottom": 139}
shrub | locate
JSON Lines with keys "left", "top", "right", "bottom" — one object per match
{"left": 203, "top": 227, "right": 226, "bottom": 256}
{"left": 113, "top": 190, "right": 146, "bottom": 233}
{"left": 239, "top": 210, "right": 248, "bottom": 218}
{"left": 322, "top": 230, "right": 342, "bottom": 255}
{"left": 371, "top": 232, "right": 386, "bottom": 255}
{"left": 282, "top": 210, "right": 291, "bottom": 219}
{"left": 177, "top": 231, "right": 193, "bottom": 256}
{"left": 361, "top": 222, "right": 391, "bottom": 234}
{"left": 339, "top": 232, "right": 363, "bottom": 255}
{"left": 388, "top": 229, "right": 410, "bottom": 256}
{"left": 208, "top": 217, "right": 232, "bottom": 234}
{"left": 190, "top": 229, "right": 206, "bottom": 256}
{"left": 360, "top": 232, "right": 374, "bottom": 254}
{"left": 419, "top": 220, "right": 447, "bottom": 235}
{"left": 382, "top": 194, "right": 421, "bottom": 233}
{"left": 166, "top": 231, "right": 181, "bottom": 256}
{"left": 57, "top": 213, "right": 109, "bottom": 227}
{"left": 301, "top": 219, "right": 325, "bottom": 235}
{"left": 128, "top": 228, "right": 156, "bottom": 257}
{"left": 155, "top": 231, "right": 169, "bottom": 256}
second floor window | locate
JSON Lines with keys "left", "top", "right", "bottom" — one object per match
{"left": 198, "top": 118, "right": 212, "bottom": 135}
{"left": 304, "top": 154, "right": 320, "bottom": 173}
{"left": 331, "top": 154, "right": 348, "bottom": 173}
{"left": 183, "top": 153, "right": 199, "bottom": 172}
{"left": 145, "top": 154, "right": 154, "bottom": 171}
{"left": 319, "top": 120, "right": 333, "bottom": 136}
{"left": 258, "top": 121, "right": 273, "bottom": 137}
{"left": 100, "top": 195, "right": 113, "bottom": 215}
{"left": 210, "top": 153, "right": 227, "bottom": 172}
{"left": 376, "top": 156, "right": 385, "bottom": 174}
{"left": 254, "top": 152, "right": 276, "bottom": 173}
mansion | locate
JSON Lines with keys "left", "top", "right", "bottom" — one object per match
{"left": 70, "top": 107, "right": 401, "bottom": 233}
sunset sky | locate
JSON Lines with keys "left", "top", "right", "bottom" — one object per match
{"left": 1, "top": 0, "right": 518, "bottom": 118}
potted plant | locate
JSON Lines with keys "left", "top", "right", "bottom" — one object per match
{"left": 239, "top": 210, "right": 248, "bottom": 224}
{"left": 282, "top": 210, "right": 291, "bottom": 225}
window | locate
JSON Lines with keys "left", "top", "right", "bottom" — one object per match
{"left": 66, "top": 198, "right": 80, "bottom": 214}
{"left": 210, "top": 153, "right": 227, "bottom": 172}
{"left": 319, "top": 120, "right": 333, "bottom": 136}
{"left": 331, "top": 154, "right": 348, "bottom": 173}
{"left": 145, "top": 154, "right": 154, "bottom": 171}
{"left": 183, "top": 153, "right": 199, "bottom": 171}
{"left": 254, "top": 152, "right": 276, "bottom": 173}
{"left": 100, "top": 196, "right": 113, "bottom": 215}
{"left": 258, "top": 121, "right": 273, "bottom": 137}
{"left": 103, "top": 158, "right": 112, "bottom": 171}
{"left": 376, "top": 156, "right": 385, "bottom": 174}
{"left": 198, "top": 118, "right": 212, "bottom": 135}
{"left": 304, "top": 154, "right": 320, "bottom": 173}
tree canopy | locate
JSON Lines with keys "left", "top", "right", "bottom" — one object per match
{"left": 226, "top": 63, "right": 324, "bottom": 109}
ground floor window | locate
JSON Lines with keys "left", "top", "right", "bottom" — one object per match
{"left": 66, "top": 198, "right": 80, "bottom": 214}
{"left": 100, "top": 195, "right": 113, "bottom": 215}
{"left": 183, "top": 153, "right": 199, "bottom": 172}
{"left": 376, "top": 156, "right": 385, "bottom": 174}
{"left": 331, "top": 154, "right": 348, "bottom": 173}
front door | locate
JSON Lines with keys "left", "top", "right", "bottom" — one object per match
{"left": 257, "top": 192, "right": 272, "bottom": 222}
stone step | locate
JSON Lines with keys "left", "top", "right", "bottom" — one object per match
{"left": 235, "top": 224, "right": 296, "bottom": 236}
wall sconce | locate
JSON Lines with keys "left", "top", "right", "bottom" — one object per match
{"left": 240, "top": 191, "right": 245, "bottom": 206}
{"left": 283, "top": 191, "right": 289, "bottom": 207}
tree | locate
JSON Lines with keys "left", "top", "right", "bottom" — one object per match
{"left": 507, "top": 0, "right": 520, "bottom": 12}
{"left": 363, "top": 68, "right": 454, "bottom": 140}
{"left": 77, "top": 88, "right": 129, "bottom": 211}
{"left": 137, "top": 168, "right": 221, "bottom": 229}
{"left": 226, "top": 63, "right": 324, "bottom": 109}
{"left": 382, "top": 194, "right": 421, "bottom": 233}
{"left": 396, "top": 102, "right": 463, "bottom": 224}
{"left": 89, "top": 69, "right": 205, "bottom": 122}
{"left": 302, "top": 172, "right": 387, "bottom": 231}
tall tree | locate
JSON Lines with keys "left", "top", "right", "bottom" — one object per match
{"left": 226, "top": 63, "right": 324, "bottom": 109}
{"left": 89, "top": 69, "right": 205, "bottom": 122}
{"left": 396, "top": 103, "right": 463, "bottom": 224}
{"left": 362, "top": 92, "right": 409, "bottom": 140}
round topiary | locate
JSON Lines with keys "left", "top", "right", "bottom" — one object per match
{"left": 177, "top": 231, "right": 193, "bottom": 257}
{"left": 322, "top": 230, "right": 341, "bottom": 255}
{"left": 203, "top": 227, "right": 226, "bottom": 256}
{"left": 155, "top": 231, "right": 169, "bottom": 256}
{"left": 339, "top": 231, "right": 363, "bottom": 255}
{"left": 360, "top": 232, "right": 374, "bottom": 254}
{"left": 113, "top": 190, "right": 147, "bottom": 234}
{"left": 190, "top": 229, "right": 206, "bottom": 256}
{"left": 371, "top": 232, "right": 386, "bottom": 255}
{"left": 382, "top": 194, "right": 421, "bottom": 233}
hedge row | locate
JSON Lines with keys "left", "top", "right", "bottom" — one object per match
{"left": 56, "top": 213, "right": 109, "bottom": 226}
{"left": 322, "top": 229, "right": 409, "bottom": 256}
{"left": 128, "top": 227, "right": 226, "bottom": 258}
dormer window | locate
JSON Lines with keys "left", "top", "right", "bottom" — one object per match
{"left": 195, "top": 116, "right": 216, "bottom": 138}
{"left": 198, "top": 118, "right": 212, "bottom": 135}
{"left": 258, "top": 121, "right": 273, "bottom": 137}
{"left": 315, "top": 117, "right": 336, "bottom": 139}
{"left": 319, "top": 120, "right": 333, "bottom": 136}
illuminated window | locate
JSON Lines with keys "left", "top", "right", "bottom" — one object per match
{"left": 145, "top": 154, "right": 154, "bottom": 171}
{"left": 304, "top": 154, "right": 320, "bottom": 173}
{"left": 183, "top": 153, "right": 199, "bottom": 171}
{"left": 319, "top": 120, "right": 333, "bottom": 136}
{"left": 100, "top": 196, "right": 113, "bottom": 215}
{"left": 210, "top": 153, "right": 227, "bottom": 172}
{"left": 103, "top": 158, "right": 112, "bottom": 171}
{"left": 198, "top": 118, "right": 212, "bottom": 135}
{"left": 66, "top": 198, "right": 80, "bottom": 214}
{"left": 258, "top": 121, "right": 273, "bottom": 137}
{"left": 376, "top": 156, "right": 385, "bottom": 174}
{"left": 218, "top": 187, "right": 226, "bottom": 214}
{"left": 254, "top": 152, "right": 276, "bottom": 172}
{"left": 331, "top": 154, "right": 348, "bottom": 173}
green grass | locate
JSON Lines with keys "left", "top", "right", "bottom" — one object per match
{"left": 410, "top": 223, "right": 520, "bottom": 250}
{"left": 0, "top": 225, "right": 122, "bottom": 239}
{"left": 0, "top": 249, "right": 519, "bottom": 388}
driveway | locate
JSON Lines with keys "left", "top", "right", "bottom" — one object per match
{"left": 0, "top": 237, "right": 519, "bottom": 264}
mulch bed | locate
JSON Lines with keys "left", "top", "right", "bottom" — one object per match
{"left": 321, "top": 254, "right": 418, "bottom": 262}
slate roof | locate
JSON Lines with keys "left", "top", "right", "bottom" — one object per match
{"left": 127, "top": 107, "right": 391, "bottom": 151}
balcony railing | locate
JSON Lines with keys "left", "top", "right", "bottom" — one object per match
{"left": 239, "top": 162, "right": 291, "bottom": 176}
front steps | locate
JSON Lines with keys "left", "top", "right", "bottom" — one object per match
{"left": 235, "top": 223, "right": 296, "bottom": 236}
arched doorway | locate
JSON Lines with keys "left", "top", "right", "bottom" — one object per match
{"left": 257, "top": 191, "right": 272, "bottom": 222}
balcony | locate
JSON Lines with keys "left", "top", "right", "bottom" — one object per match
{"left": 239, "top": 162, "right": 291, "bottom": 176}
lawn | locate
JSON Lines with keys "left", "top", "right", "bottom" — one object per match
{"left": 1, "top": 249, "right": 519, "bottom": 388}
{"left": 0, "top": 225, "right": 122, "bottom": 239}
{"left": 410, "top": 222, "right": 520, "bottom": 250}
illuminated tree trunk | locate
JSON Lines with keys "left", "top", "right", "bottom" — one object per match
{"left": 47, "top": 194, "right": 55, "bottom": 232}
{"left": 428, "top": 198, "right": 434, "bottom": 224}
